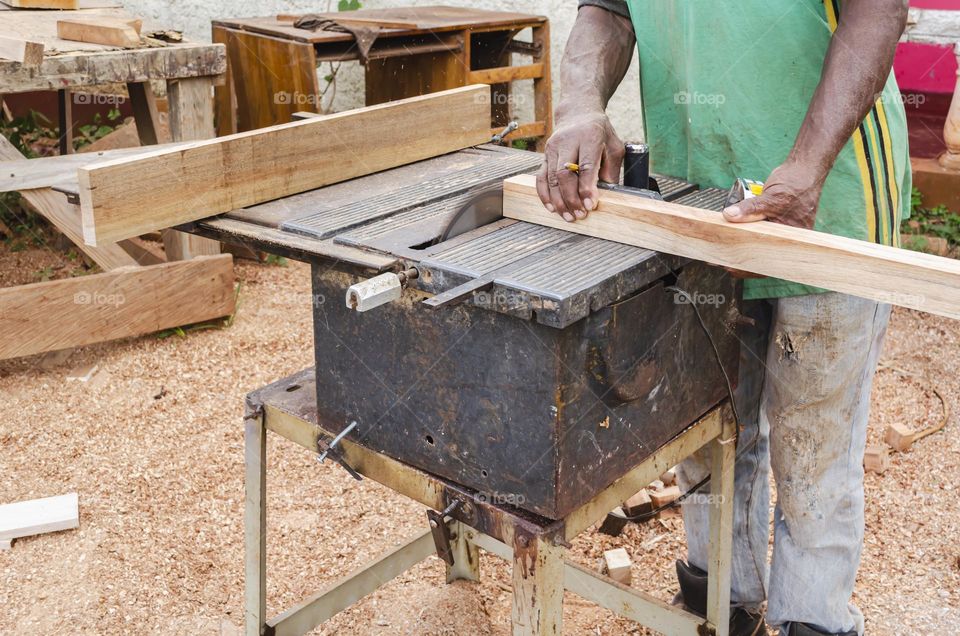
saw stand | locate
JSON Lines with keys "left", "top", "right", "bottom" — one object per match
{"left": 244, "top": 368, "right": 737, "bottom": 636}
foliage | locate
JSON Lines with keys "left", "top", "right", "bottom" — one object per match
{"left": 73, "top": 107, "right": 122, "bottom": 151}
{"left": 902, "top": 187, "right": 960, "bottom": 256}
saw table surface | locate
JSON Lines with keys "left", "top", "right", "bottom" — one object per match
{"left": 193, "top": 144, "right": 726, "bottom": 329}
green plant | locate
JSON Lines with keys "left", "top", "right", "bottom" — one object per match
{"left": 264, "top": 254, "right": 288, "bottom": 267}
{"left": 901, "top": 187, "right": 960, "bottom": 256}
{"left": 73, "top": 108, "right": 122, "bottom": 151}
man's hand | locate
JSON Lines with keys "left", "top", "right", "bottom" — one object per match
{"left": 722, "top": 162, "right": 827, "bottom": 230}
{"left": 535, "top": 5, "right": 636, "bottom": 221}
{"left": 536, "top": 112, "right": 624, "bottom": 222}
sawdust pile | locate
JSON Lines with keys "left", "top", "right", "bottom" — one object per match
{"left": 1, "top": 259, "right": 957, "bottom": 634}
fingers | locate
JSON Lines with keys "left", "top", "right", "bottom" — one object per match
{"left": 554, "top": 153, "right": 584, "bottom": 220}
{"left": 535, "top": 163, "right": 554, "bottom": 213}
{"left": 598, "top": 139, "right": 625, "bottom": 184}
{"left": 575, "top": 145, "right": 603, "bottom": 218}
{"left": 722, "top": 196, "right": 770, "bottom": 223}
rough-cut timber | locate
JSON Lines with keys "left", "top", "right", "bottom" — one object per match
{"left": 503, "top": 174, "right": 960, "bottom": 320}
{"left": 78, "top": 84, "right": 492, "bottom": 246}
{"left": 56, "top": 17, "right": 142, "bottom": 48}
{"left": 0, "top": 35, "right": 43, "bottom": 66}
{"left": 0, "top": 254, "right": 235, "bottom": 359}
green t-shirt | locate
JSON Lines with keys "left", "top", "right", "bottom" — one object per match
{"left": 624, "top": 0, "right": 911, "bottom": 299}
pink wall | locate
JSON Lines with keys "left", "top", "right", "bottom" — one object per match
{"left": 895, "top": 41, "right": 959, "bottom": 94}
{"left": 910, "top": 0, "right": 960, "bottom": 9}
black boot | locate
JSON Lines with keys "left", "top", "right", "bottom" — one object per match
{"left": 675, "top": 560, "right": 768, "bottom": 636}
{"left": 782, "top": 622, "right": 857, "bottom": 636}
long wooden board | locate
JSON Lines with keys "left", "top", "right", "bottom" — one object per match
{"left": 78, "top": 85, "right": 491, "bottom": 246}
{"left": 502, "top": 174, "right": 960, "bottom": 320}
{"left": 0, "top": 493, "right": 79, "bottom": 548}
{"left": 0, "top": 254, "right": 235, "bottom": 359}
{"left": 0, "top": 35, "right": 43, "bottom": 65}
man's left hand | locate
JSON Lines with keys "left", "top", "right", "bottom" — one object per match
{"left": 721, "top": 162, "right": 827, "bottom": 230}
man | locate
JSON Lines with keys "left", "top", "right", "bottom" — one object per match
{"left": 536, "top": 2, "right": 910, "bottom": 635}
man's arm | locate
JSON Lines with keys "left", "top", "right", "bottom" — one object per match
{"left": 723, "top": 0, "right": 909, "bottom": 228}
{"left": 535, "top": 5, "right": 635, "bottom": 221}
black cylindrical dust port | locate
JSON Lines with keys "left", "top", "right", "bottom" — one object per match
{"left": 622, "top": 142, "right": 650, "bottom": 189}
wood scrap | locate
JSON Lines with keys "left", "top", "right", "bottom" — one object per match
{"left": 659, "top": 468, "right": 676, "bottom": 487}
{"left": 0, "top": 254, "right": 235, "bottom": 360}
{"left": 601, "top": 548, "right": 632, "bottom": 585}
{"left": 622, "top": 489, "right": 652, "bottom": 518}
{"left": 864, "top": 445, "right": 891, "bottom": 475}
{"left": 57, "top": 17, "right": 142, "bottom": 48}
{"left": 0, "top": 35, "right": 43, "bottom": 66}
{"left": 502, "top": 174, "right": 960, "bottom": 321}
{"left": 77, "top": 85, "right": 491, "bottom": 246}
{"left": 0, "top": 493, "right": 79, "bottom": 549}
{"left": 649, "top": 485, "right": 681, "bottom": 508}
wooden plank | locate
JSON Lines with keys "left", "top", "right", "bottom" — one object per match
{"left": 0, "top": 254, "right": 234, "bottom": 359}
{"left": 126, "top": 81, "right": 160, "bottom": 146}
{"left": 163, "top": 76, "right": 220, "bottom": 259}
{"left": 0, "top": 35, "right": 43, "bottom": 66}
{"left": 0, "top": 134, "right": 138, "bottom": 269}
{"left": 276, "top": 13, "right": 424, "bottom": 29}
{"left": 56, "top": 17, "right": 141, "bottom": 48}
{"left": 503, "top": 174, "right": 960, "bottom": 320}
{"left": 0, "top": 493, "right": 79, "bottom": 547}
{"left": 0, "top": 141, "right": 192, "bottom": 191}
{"left": 468, "top": 63, "right": 543, "bottom": 85}
{"left": 78, "top": 85, "right": 492, "bottom": 246}
{"left": 1, "top": 0, "right": 79, "bottom": 8}
{"left": 0, "top": 43, "right": 225, "bottom": 93}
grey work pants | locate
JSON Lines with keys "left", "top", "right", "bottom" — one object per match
{"left": 677, "top": 292, "right": 891, "bottom": 635}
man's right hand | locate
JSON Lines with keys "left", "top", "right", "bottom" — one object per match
{"left": 536, "top": 111, "right": 625, "bottom": 222}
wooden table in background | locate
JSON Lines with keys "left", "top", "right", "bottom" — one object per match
{"left": 212, "top": 6, "right": 552, "bottom": 150}
{"left": 0, "top": 6, "right": 226, "bottom": 260}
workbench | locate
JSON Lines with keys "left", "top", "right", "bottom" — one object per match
{"left": 183, "top": 144, "right": 742, "bottom": 635}
{"left": 0, "top": 6, "right": 226, "bottom": 260}
{"left": 211, "top": 6, "right": 551, "bottom": 148}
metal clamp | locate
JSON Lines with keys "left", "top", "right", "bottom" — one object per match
{"left": 316, "top": 421, "right": 362, "bottom": 480}
{"left": 426, "top": 500, "right": 461, "bottom": 566}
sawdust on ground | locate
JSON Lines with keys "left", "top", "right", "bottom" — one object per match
{"left": 1, "top": 257, "right": 957, "bottom": 635}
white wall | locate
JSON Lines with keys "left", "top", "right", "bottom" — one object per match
{"left": 122, "top": 0, "right": 646, "bottom": 142}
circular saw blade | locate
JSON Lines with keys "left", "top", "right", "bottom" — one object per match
{"left": 439, "top": 189, "right": 503, "bottom": 242}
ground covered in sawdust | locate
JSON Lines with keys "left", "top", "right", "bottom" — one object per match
{"left": 1, "top": 258, "right": 958, "bottom": 635}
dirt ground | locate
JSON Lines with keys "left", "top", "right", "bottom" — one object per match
{"left": 1, "top": 251, "right": 958, "bottom": 635}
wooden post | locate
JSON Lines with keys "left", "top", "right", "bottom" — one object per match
{"left": 244, "top": 406, "right": 267, "bottom": 636}
{"left": 163, "top": 76, "right": 221, "bottom": 259}
{"left": 126, "top": 81, "right": 161, "bottom": 146}
{"left": 57, "top": 88, "right": 73, "bottom": 155}
{"left": 531, "top": 21, "right": 552, "bottom": 152}
{"left": 446, "top": 521, "right": 480, "bottom": 583}
{"left": 705, "top": 411, "right": 736, "bottom": 636}
{"left": 939, "top": 64, "right": 960, "bottom": 171}
{"left": 511, "top": 531, "right": 562, "bottom": 636}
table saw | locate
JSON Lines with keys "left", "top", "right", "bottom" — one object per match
{"left": 190, "top": 144, "right": 739, "bottom": 519}
{"left": 186, "top": 143, "right": 741, "bottom": 635}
